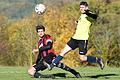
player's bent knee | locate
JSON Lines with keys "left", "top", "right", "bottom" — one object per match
{"left": 80, "top": 57, "right": 84, "bottom": 61}
{"left": 28, "top": 69, "right": 32, "bottom": 76}
{"left": 28, "top": 67, "right": 36, "bottom": 76}
{"left": 79, "top": 55, "right": 87, "bottom": 61}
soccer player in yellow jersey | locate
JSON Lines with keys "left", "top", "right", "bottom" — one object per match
{"left": 48, "top": 1, "right": 104, "bottom": 71}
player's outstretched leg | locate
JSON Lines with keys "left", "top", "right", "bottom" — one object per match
{"left": 56, "top": 62, "right": 81, "bottom": 78}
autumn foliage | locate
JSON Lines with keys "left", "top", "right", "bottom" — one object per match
{"left": 0, "top": 0, "right": 120, "bottom": 67}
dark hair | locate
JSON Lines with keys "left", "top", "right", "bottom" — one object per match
{"left": 80, "top": 1, "right": 88, "bottom": 6}
{"left": 36, "top": 24, "right": 45, "bottom": 32}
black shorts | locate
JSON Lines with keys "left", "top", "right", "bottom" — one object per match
{"left": 33, "top": 60, "right": 47, "bottom": 71}
{"left": 67, "top": 38, "right": 88, "bottom": 55}
{"left": 33, "top": 53, "right": 56, "bottom": 71}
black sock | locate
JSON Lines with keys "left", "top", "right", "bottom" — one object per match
{"left": 53, "top": 55, "right": 63, "bottom": 65}
{"left": 34, "top": 72, "right": 41, "bottom": 78}
{"left": 87, "top": 56, "right": 97, "bottom": 62}
{"left": 69, "top": 69, "right": 79, "bottom": 75}
{"left": 57, "top": 63, "right": 78, "bottom": 75}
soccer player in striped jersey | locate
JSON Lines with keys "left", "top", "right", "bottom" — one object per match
{"left": 28, "top": 25, "right": 81, "bottom": 78}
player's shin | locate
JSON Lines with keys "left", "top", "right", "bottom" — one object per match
{"left": 53, "top": 55, "right": 63, "bottom": 65}
{"left": 57, "top": 63, "right": 81, "bottom": 78}
{"left": 87, "top": 56, "right": 97, "bottom": 62}
{"left": 87, "top": 56, "right": 104, "bottom": 69}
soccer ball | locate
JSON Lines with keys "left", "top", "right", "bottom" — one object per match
{"left": 35, "top": 4, "right": 46, "bottom": 14}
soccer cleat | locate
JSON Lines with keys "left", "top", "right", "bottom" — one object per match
{"left": 97, "top": 58, "right": 104, "bottom": 70}
{"left": 45, "top": 63, "right": 55, "bottom": 70}
{"left": 74, "top": 72, "right": 82, "bottom": 78}
{"left": 49, "top": 63, "right": 55, "bottom": 70}
{"left": 71, "top": 70, "right": 82, "bottom": 78}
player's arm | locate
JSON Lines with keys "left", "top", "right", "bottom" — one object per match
{"left": 35, "top": 53, "right": 41, "bottom": 64}
{"left": 85, "top": 10, "right": 98, "bottom": 19}
{"left": 39, "top": 41, "right": 53, "bottom": 52}
{"left": 32, "top": 49, "right": 39, "bottom": 64}
{"left": 32, "top": 49, "right": 42, "bottom": 64}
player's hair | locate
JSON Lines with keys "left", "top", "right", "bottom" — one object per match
{"left": 36, "top": 24, "right": 45, "bottom": 32}
{"left": 80, "top": 1, "right": 88, "bottom": 6}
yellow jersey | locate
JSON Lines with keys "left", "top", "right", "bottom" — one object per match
{"left": 72, "top": 14, "right": 93, "bottom": 40}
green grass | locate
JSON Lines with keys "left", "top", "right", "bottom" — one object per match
{"left": 0, "top": 66, "right": 120, "bottom": 80}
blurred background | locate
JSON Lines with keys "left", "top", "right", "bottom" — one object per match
{"left": 0, "top": 0, "right": 120, "bottom": 67}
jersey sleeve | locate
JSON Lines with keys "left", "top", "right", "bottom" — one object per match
{"left": 85, "top": 10, "right": 98, "bottom": 20}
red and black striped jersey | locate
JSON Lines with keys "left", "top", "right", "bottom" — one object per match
{"left": 38, "top": 34, "right": 55, "bottom": 59}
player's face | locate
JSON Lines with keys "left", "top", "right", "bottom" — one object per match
{"left": 80, "top": 5, "right": 88, "bottom": 13}
{"left": 37, "top": 29, "right": 45, "bottom": 37}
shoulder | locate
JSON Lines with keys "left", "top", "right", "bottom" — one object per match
{"left": 45, "top": 34, "right": 52, "bottom": 39}
{"left": 45, "top": 34, "right": 53, "bottom": 42}
{"left": 46, "top": 34, "right": 51, "bottom": 37}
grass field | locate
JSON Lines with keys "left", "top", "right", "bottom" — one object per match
{"left": 0, "top": 66, "right": 120, "bottom": 80}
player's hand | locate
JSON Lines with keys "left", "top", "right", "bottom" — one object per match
{"left": 32, "top": 49, "right": 38, "bottom": 53}
{"left": 32, "top": 64, "right": 36, "bottom": 66}
{"left": 75, "top": 20, "right": 78, "bottom": 24}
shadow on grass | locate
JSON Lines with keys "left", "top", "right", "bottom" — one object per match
{"left": 38, "top": 73, "right": 119, "bottom": 79}
{"left": 40, "top": 73, "right": 67, "bottom": 78}
{"left": 52, "top": 73, "right": 67, "bottom": 78}
{"left": 85, "top": 74, "right": 119, "bottom": 79}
